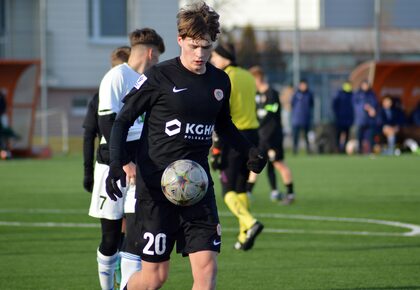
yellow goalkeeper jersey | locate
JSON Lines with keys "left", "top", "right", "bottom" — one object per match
{"left": 224, "top": 65, "right": 259, "bottom": 130}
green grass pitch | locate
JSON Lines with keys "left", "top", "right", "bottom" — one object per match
{"left": 1, "top": 153, "right": 420, "bottom": 289}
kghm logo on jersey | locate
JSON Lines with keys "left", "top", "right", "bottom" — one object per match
{"left": 165, "top": 119, "right": 181, "bottom": 136}
{"left": 165, "top": 119, "right": 214, "bottom": 140}
{"left": 185, "top": 123, "right": 214, "bottom": 140}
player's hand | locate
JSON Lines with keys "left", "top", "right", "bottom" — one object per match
{"left": 105, "top": 165, "right": 126, "bottom": 201}
{"left": 123, "top": 162, "right": 136, "bottom": 186}
{"left": 83, "top": 168, "right": 94, "bottom": 193}
{"left": 210, "top": 147, "right": 226, "bottom": 170}
{"left": 247, "top": 147, "right": 267, "bottom": 174}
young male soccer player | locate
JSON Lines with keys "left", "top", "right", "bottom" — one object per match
{"left": 105, "top": 2, "right": 267, "bottom": 289}
{"left": 211, "top": 43, "right": 265, "bottom": 250}
{"left": 88, "top": 29, "right": 164, "bottom": 290}
{"left": 83, "top": 46, "right": 130, "bottom": 193}
{"left": 83, "top": 46, "right": 131, "bottom": 289}
{"left": 248, "top": 65, "right": 296, "bottom": 205}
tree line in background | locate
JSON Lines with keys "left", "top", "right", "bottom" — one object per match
{"left": 221, "top": 24, "right": 285, "bottom": 72}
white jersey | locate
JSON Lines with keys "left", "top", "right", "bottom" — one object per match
{"left": 98, "top": 63, "right": 144, "bottom": 142}
{"left": 93, "top": 63, "right": 142, "bottom": 218}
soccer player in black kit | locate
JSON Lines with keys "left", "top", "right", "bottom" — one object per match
{"left": 105, "top": 2, "right": 266, "bottom": 289}
{"left": 248, "top": 66, "right": 295, "bottom": 205}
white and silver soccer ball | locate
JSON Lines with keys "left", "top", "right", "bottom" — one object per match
{"left": 161, "top": 159, "right": 208, "bottom": 206}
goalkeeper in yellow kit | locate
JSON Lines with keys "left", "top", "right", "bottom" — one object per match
{"left": 211, "top": 42, "right": 264, "bottom": 251}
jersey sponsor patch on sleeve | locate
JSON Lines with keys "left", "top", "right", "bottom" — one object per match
{"left": 134, "top": 74, "right": 148, "bottom": 89}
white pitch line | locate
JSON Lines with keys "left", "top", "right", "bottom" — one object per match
{"left": 1, "top": 209, "right": 420, "bottom": 237}
{"left": 229, "top": 212, "right": 420, "bottom": 237}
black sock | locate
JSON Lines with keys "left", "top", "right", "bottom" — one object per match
{"left": 286, "top": 183, "right": 294, "bottom": 195}
{"left": 246, "top": 181, "right": 255, "bottom": 193}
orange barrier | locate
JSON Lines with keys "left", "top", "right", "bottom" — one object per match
{"left": 0, "top": 60, "right": 44, "bottom": 157}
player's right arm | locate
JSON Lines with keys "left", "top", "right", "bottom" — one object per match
{"left": 106, "top": 72, "right": 158, "bottom": 200}
{"left": 82, "top": 94, "right": 99, "bottom": 193}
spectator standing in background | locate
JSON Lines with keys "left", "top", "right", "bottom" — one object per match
{"left": 352, "top": 80, "right": 378, "bottom": 154}
{"left": 291, "top": 79, "right": 314, "bottom": 154}
{"left": 332, "top": 81, "right": 354, "bottom": 153}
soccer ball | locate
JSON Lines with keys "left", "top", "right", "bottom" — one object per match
{"left": 161, "top": 159, "right": 209, "bottom": 206}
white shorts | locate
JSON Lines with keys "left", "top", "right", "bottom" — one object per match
{"left": 89, "top": 162, "right": 137, "bottom": 219}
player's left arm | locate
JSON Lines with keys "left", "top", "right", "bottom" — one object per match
{"left": 215, "top": 91, "right": 267, "bottom": 173}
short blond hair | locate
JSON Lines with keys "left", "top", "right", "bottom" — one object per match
{"left": 110, "top": 46, "right": 130, "bottom": 67}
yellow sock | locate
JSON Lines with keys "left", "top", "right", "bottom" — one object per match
{"left": 237, "top": 193, "right": 250, "bottom": 242}
{"left": 224, "top": 191, "right": 256, "bottom": 235}
{"left": 237, "top": 192, "right": 250, "bottom": 209}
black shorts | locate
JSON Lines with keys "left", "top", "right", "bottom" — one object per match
{"left": 259, "top": 130, "right": 284, "bottom": 161}
{"left": 124, "top": 188, "right": 221, "bottom": 263}
{"left": 222, "top": 129, "right": 258, "bottom": 193}
{"left": 260, "top": 142, "right": 284, "bottom": 162}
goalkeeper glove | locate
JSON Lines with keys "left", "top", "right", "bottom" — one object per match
{"left": 210, "top": 147, "right": 226, "bottom": 170}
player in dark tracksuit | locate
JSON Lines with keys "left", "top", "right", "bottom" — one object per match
{"left": 332, "top": 82, "right": 354, "bottom": 153}
{"left": 352, "top": 80, "right": 379, "bottom": 154}
{"left": 104, "top": 4, "right": 266, "bottom": 289}
{"left": 291, "top": 80, "right": 314, "bottom": 154}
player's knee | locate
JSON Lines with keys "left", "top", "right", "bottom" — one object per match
{"left": 99, "top": 231, "right": 120, "bottom": 256}
{"left": 194, "top": 261, "right": 217, "bottom": 288}
{"left": 129, "top": 270, "right": 168, "bottom": 289}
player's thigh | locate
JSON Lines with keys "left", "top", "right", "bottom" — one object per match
{"left": 268, "top": 145, "right": 284, "bottom": 162}
{"left": 125, "top": 199, "right": 178, "bottom": 263}
{"left": 189, "top": 250, "right": 218, "bottom": 278}
{"left": 178, "top": 192, "right": 221, "bottom": 255}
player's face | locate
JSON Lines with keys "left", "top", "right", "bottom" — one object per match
{"left": 178, "top": 35, "right": 213, "bottom": 74}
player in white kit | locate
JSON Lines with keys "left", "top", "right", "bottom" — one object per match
{"left": 88, "top": 28, "right": 165, "bottom": 290}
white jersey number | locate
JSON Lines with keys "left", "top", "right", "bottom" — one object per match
{"left": 143, "top": 232, "right": 167, "bottom": 255}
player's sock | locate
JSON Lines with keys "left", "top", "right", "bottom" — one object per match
{"left": 97, "top": 249, "right": 119, "bottom": 290}
{"left": 270, "top": 189, "right": 281, "bottom": 201}
{"left": 120, "top": 251, "right": 142, "bottom": 290}
{"left": 237, "top": 193, "right": 251, "bottom": 243}
{"left": 245, "top": 181, "right": 255, "bottom": 194}
{"left": 285, "top": 183, "right": 294, "bottom": 195}
{"left": 114, "top": 254, "right": 121, "bottom": 290}
{"left": 224, "top": 191, "right": 256, "bottom": 230}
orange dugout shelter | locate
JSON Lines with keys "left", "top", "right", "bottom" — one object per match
{"left": 0, "top": 60, "right": 41, "bottom": 157}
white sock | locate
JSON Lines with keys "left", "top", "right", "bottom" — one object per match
{"left": 120, "top": 251, "right": 142, "bottom": 289}
{"left": 97, "top": 249, "right": 119, "bottom": 290}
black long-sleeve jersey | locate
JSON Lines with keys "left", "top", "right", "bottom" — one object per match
{"left": 256, "top": 87, "right": 283, "bottom": 145}
{"left": 110, "top": 57, "right": 254, "bottom": 201}
{"left": 82, "top": 93, "right": 100, "bottom": 170}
